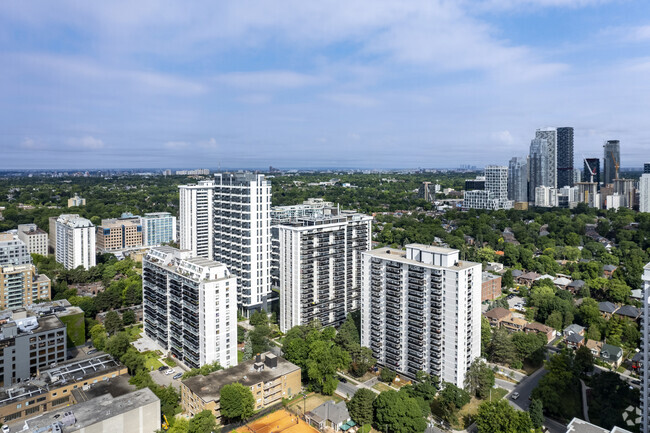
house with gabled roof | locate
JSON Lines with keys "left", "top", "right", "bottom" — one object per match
{"left": 598, "top": 301, "right": 619, "bottom": 319}
{"left": 615, "top": 305, "right": 641, "bottom": 321}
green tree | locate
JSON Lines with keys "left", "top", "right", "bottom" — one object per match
{"left": 373, "top": 390, "right": 427, "bottom": 433}
{"left": 464, "top": 360, "right": 495, "bottom": 399}
{"left": 306, "top": 340, "right": 350, "bottom": 395}
{"left": 574, "top": 345, "right": 594, "bottom": 374}
{"left": 606, "top": 279, "right": 631, "bottom": 303}
{"left": 103, "top": 310, "right": 123, "bottom": 335}
{"left": 189, "top": 410, "right": 218, "bottom": 433}
{"left": 348, "top": 344, "right": 376, "bottom": 377}
{"left": 121, "top": 348, "right": 145, "bottom": 374}
{"left": 545, "top": 311, "right": 564, "bottom": 331}
{"left": 220, "top": 383, "right": 255, "bottom": 421}
{"left": 104, "top": 332, "right": 131, "bottom": 359}
{"left": 578, "top": 297, "right": 600, "bottom": 327}
{"left": 529, "top": 399, "right": 544, "bottom": 429}
{"left": 346, "top": 388, "right": 376, "bottom": 426}
{"left": 475, "top": 400, "right": 533, "bottom": 433}
{"left": 489, "top": 328, "right": 517, "bottom": 365}
{"left": 502, "top": 269, "right": 514, "bottom": 288}
{"left": 336, "top": 314, "right": 360, "bottom": 350}
{"left": 249, "top": 310, "right": 269, "bottom": 326}
{"left": 438, "top": 382, "right": 470, "bottom": 421}
{"left": 380, "top": 368, "right": 397, "bottom": 383}
{"left": 122, "top": 309, "right": 136, "bottom": 326}
{"left": 481, "top": 316, "right": 492, "bottom": 357}
{"left": 90, "top": 324, "right": 108, "bottom": 350}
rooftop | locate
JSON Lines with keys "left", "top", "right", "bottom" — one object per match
{"left": 182, "top": 352, "right": 300, "bottom": 403}
{"left": 13, "top": 387, "right": 159, "bottom": 433}
{"left": 484, "top": 307, "right": 511, "bottom": 320}
{"left": 365, "top": 246, "right": 479, "bottom": 271}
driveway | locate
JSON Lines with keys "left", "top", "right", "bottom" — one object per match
{"left": 151, "top": 369, "right": 184, "bottom": 389}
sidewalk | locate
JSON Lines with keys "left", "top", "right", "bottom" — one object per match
{"left": 486, "top": 362, "right": 526, "bottom": 382}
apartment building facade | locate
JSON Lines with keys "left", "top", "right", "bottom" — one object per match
{"left": 213, "top": 173, "right": 272, "bottom": 314}
{"left": 141, "top": 212, "right": 177, "bottom": 246}
{"left": 0, "top": 233, "right": 31, "bottom": 266}
{"left": 143, "top": 247, "right": 237, "bottom": 369}
{"left": 55, "top": 214, "right": 96, "bottom": 270}
{"left": 96, "top": 216, "right": 143, "bottom": 252}
{"left": 179, "top": 180, "right": 215, "bottom": 259}
{"left": 181, "top": 353, "right": 300, "bottom": 423}
{"left": 278, "top": 212, "right": 372, "bottom": 332}
{"left": 641, "top": 262, "right": 650, "bottom": 433}
{"left": 17, "top": 224, "right": 48, "bottom": 256}
{"left": 360, "top": 245, "right": 481, "bottom": 388}
{"left": 0, "top": 263, "right": 51, "bottom": 308}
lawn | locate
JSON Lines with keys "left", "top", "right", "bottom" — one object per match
{"left": 372, "top": 382, "right": 394, "bottom": 393}
{"left": 238, "top": 350, "right": 245, "bottom": 363}
{"left": 353, "top": 371, "right": 377, "bottom": 383}
{"left": 143, "top": 351, "right": 163, "bottom": 370}
{"left": 163, "top": 357, "right": 177, "bottom": 367}
{"left": 125, "top": 325, "right": 143, "bottom": 342}
{"left": 451, "top": 387, "right": 508, "bottom": 430}
{"left": 288, "top": 393, "right": 342, "bottom": 414}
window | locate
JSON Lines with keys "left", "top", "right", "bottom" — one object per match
{"left": 51, "top": 396, "right": 70, "bottom": 407}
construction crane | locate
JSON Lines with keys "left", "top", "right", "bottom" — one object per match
{"left": 611, "top": 151, "right": 620, "bottom": 180}
{"left": 584, "top": 158, "right": 596, "bottom": 183}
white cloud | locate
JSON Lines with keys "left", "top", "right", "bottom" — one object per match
{"left": 215, "top": 71, "right": 325, "bottom": 90}
{"left": 67, "top": 136, "right": 104, "bottom": 149}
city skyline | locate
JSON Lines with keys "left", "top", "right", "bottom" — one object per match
{"left": 2, "top": 1, "right": 650, "bottom": 169}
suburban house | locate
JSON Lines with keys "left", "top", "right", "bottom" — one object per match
{"left": 518, "top": 272, "right": 541, "bottom": 287}
{"left": 553, "top": 277, "right": 572, "bottom": 290}
{"left": 564, "top": 324, "right": 585, "bottom": 349}
{"left": 524, "top": 322, "right": 555, "bottom": 343}
{"left": 598, "top": 301, "right": 619, "bottom": 319}
{"left": 306, "top": 400, "right": 352, "bottom": 432}
{"left": 615, "top": 305, "right": 641, "bottom": 321}
{"left": 566, "top": 280, "right": 585, "bottom": 294}
{"left": 585, "top": 340, "right": 624, "bottom": 368}
{"left": 603, "top": 265, "right": 617, "bottom": 278}
{"left": 483, "top": 307, "right": 511, "bottom": 327}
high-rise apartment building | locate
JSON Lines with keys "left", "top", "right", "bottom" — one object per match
{"left": 535, "top": 128, "right": 558, "bottom": 188}
{"left": 418, "top": 182, "right": 436, "bottom": 203}
{"left": 141, "top": 212, "right": 177, "bottom": 247}
{"left": 0, "top": 233, "right": 32, "bottom": 266}
{"left": 534, "top": 186, "right": 558, "bottom": 208}
{"left": 528, "top": 138, "right": 548, "bottom": 200}
{"left": 556, "top": 127, "right": 574, "bottom": 188}
{"left": 361, "top": 245, "right": 481, "bottom": 388}
{"left": 143, "top": 247, "right": 237, "bottom": 369}
{"left": 179, "top": 180, "right": 215, "bottom": 260}
{"left": 213, "top": 173, "right": 272, "bottom": 314}
{"left": 55, "top": 214, "right": 96, "bottom": 270}
{"left": 641, "top": 263, "right": 650, "bottom": 433}
{"left": 507, "top": 157, "right": 528, "bottom": 203}
{"left": 603, "top": 140, "right": 620, "bottom": 185}
{"left": 271, "top": 198, "right": 336, "bottom": 225}
{"left": 0, "top": 263, "right": 51, "bottom": 309}
{"left": 644, "top": 163, "right": 650, "bottom": 174}
{"left": 17, "top": 224, "right": 48, "bottom": 257}
{"left": 96, "top": 215, "right": 143, "bottom": 252}
{"left": 464, "top": 177, "right": 485, "bottom": 191}
{"left": 463, "top": 166, "right": 512, "bottom": 210}
{"left": 278, "top": 212, "right": 372, "bottom": 333}
{"left": 640, "top": 174, "right": 650, "bottom": 213}
{"left": 583, "top": 158, "right": 600, "bottom": 185}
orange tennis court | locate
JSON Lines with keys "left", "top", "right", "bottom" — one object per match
{"left": 236, "top": 410, "right": 319, "bottom": 433}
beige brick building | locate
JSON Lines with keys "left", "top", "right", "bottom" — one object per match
{"left": 17, "top": 224, "right": 49, "bottom": 256}
{"left": 0, "top": 263, "right": 51, "bottom": 308}
{"left": 181, "top": 353, "right": 301, "bottom": 423}
{"left": 96, "top": 216, "right": 142, "bottom": 252}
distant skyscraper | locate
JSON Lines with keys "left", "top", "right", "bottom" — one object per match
{"left": 641, "top": 263, "right": 650, "bottom": 433}
{"left": 141, "top": 212, "right": 177, "bottom": 247}
{"left": 535, "top": 128, "right": 558, "bottom": 188}
{"left": 463, "top": 166, "right": 512, "bottom": 210}
{"left": 528, "top": 138, "right": 548, "bottom": 201}
{"left": 556, "top": 127, "right": 574, "bottom": 188}
{"left": 640, "top": 174, "right": 650, "bottom": 213}
{"left": 418, "top": 182, "right": 435, "bottom": 203}
{"left": 644, "top": 163, "right": 650, "bottom": 174}
{"left": 603, "top": 140, "right": 620, "bottom": 185}
{"left": 213, "top": 173, "right": 272, "bottom": 315}
{"left": 508, "top": 157, "right": 528, "bottom": 203}
{"left": 583, "top": 158, "right": 600, "bottom": 184}
{"left": 179, "top": 180, "right": 215, "bottom": 260}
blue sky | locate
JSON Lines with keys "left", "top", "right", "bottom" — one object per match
{"left": 1, "top": 0, "right": 650, "bottom": 169}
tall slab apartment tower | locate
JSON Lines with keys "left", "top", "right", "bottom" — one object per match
{"left": 143, "top": 246, "right": 237, "bottom": 369}
{"left": 179, "top": 173, "right": 272, "bottom": 315}
{"left": 641, "top": 262, "right": 650, "bottom": 433}
{"left": 361, "top": 245, "right": 481, "bottom": 388}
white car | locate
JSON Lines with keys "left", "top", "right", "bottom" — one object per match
{"left": 511, "top": 392, "right": 520, "bottom": 400}
{"left": 2, "top": 425, "right": 10, "bottom": 433}
{"left": 165, "top": 369, "right": 175, "bottom": 375}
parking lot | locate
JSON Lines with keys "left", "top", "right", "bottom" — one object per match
{"left": 150, "top": 366, "right": 186, "bottom": 389}
{"left": 507, "top": 295, "right": 526, "bottom": 311}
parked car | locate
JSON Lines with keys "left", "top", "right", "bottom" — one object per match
{"left": 173, "top": 373, "right": 183, "bottom": 380}
{"left": 158, "top": 366, "right": 169, "bottom": 372}
{"left": 511, "top": 392, "right": 520, "bottom": 400}
{"left": 2, "top": 425, "right": 10, "bottom": 433}
{"left": 87, "top": 349, "right": 98, "bottom": 355}
{"left": 165, "top": 369, "right": 175, "bottom": 375}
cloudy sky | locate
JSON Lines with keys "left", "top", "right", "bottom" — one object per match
{"left": 1, "top": 0, "right": 650, "bottom": 169}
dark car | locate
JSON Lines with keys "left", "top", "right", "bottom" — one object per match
{"left": 87, "top": 349, "right": 98, "bottom": 355}
{"left": 338, "top": 376, "right": 347, "bottom": 383}
{"left": 159, "top": 365, "right": 169, "bottom": 372}
{"left": 173, "top": 373, "right": 183, "bottom": 380}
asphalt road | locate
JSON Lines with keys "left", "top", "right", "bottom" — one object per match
{"left": 507, "top": 367, "right": 548, "bottom": 411}
{"left": 336, "top": 380, "right": 359, "bottom": 399}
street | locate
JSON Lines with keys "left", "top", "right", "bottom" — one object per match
{"left": 506, "top": 367, "right": 547, "bottom": 411}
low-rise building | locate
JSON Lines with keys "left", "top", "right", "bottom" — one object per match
{"left": 5, "top": 377, "right": 158, "bottom": 433}
{"left": 17, "top": 224, "right": 49, "bottom": 257}
{"left": 481, "top": 272, "right": 502, "bottom": 302}
{"left": 615, "top": 305, "right": 641, "bottom": 321}
{"left": 517, "top": 271, "right": 541, "bottom": 287}
{"left": 0, "top": 354, "right": 127, "bottom": 425}
{"left": 180, "top": 352, "right": 301, "bottom": 423}
{"left": 598, "top": 301, "right": 619, "bottom": 319}
{"left": 483, "top": 307, "right": 512, "bottom": 327}
{"left": 565, "top": 417, "right": 632, "bottom": 433}
{"left": 96, "top": 215, "right": 143, "bottom": 252}
{"left": 524, "top": 322, "right": 555, "bottom": 343}
{"left": 67, "top": 194, "right": 86, "bottom": 207}
{"left": 306, "top": 400, "right": 351, "bottom": 431}
{"left": 502, "top": 316, "right": 527, "bottom": 333}
{"left": 585, "top": 340, "right": 624, "bottom": 368}
{"left": 567, "top": 280, "right": 585, "bottom": 294}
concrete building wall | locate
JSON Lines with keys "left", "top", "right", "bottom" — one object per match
{"left": 71, "top": 397, "right": 160, "bottom": 433}
{"left": 17, "top": 224, "right": 48, "bottom": 256}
